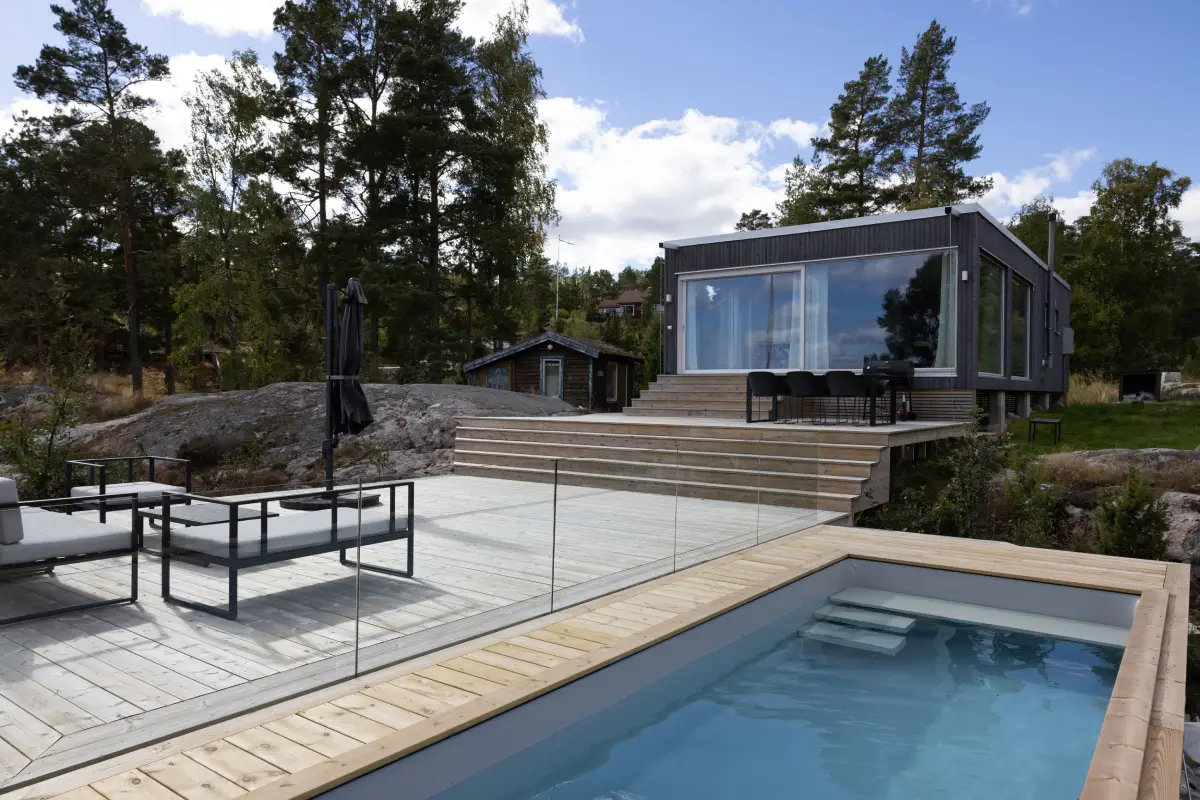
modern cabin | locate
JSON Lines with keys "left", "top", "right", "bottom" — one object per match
{"left": 463, "top": 332, "right": 643, "bottom": 412}
{"left": 655, "top": 204, "right": 1073, "bottom": 424}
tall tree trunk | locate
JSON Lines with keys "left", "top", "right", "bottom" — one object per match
{"left": 32, "top": 285, "right": 47, "bottom": 387}
{"left": 163, "top": 283, "right": 175, "bottom": 396}
{"left": 427, "top": 166, "right": 442, "bottom": 383}
{"left": 119, "top": 200, "right": 142, "bottom": 396}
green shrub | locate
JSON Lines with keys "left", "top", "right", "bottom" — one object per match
{"left": 1003, "top": 457, "right": 1068, "bottom": 548}
{"left": 1094, "top": 469, "right": 1168, "bottom": 560}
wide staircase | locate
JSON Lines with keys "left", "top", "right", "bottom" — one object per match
{"left": 623, "top": 374, "right": 746, "bottom": 418}
{"left": 452, "top": 416, "right": 892, "bottom": 514}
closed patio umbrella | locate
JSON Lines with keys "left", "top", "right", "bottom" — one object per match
{"left": 335, "top": 277, "right": 374, "bottom": 437}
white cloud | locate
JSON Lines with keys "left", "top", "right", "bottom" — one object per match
{"left": 978, "top": 148, "right": 1097, "bottom": 221}
{"left": 974, "top": 0, "right": 1035, "bottom": 16}
{"left": 141, "top": 0, "right": 278, "bottom": 38}
{"left": 0, "top": 52, "right": 226, "bottom": 153}
{"left": 139, "top": 52, "right": 229, "bottom": 151}
{"left": 539, "top": 97, "right": 817, "bottom": 271}
{"left": 767, "top": 119, "right": 821, "bottom": 150}
{"left": 1176, "top": 188, "right": 1200, "bottom": 241}
{"left": 140, "top": 0, "right": 583, "bottom": 41}
{"left": 457, "top": 0, "right": 583, "bottom": 42}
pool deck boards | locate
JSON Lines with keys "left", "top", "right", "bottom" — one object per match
{"left": 8, "top": 525, "right": 1187, "bottom": 800}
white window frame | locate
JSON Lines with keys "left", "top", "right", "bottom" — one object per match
{"left": 605, "top": 362, "right": 619, "bottom": 402}
{"left": 675, "top": 247, "right": 958, "bottom": 377}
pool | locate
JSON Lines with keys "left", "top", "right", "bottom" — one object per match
{"left": 322, "top": 559, "right": 1136, "bottom": 800}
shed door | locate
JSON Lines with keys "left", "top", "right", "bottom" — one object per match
{"left": 542, "top": 359, "right": 563, "bottom": 399}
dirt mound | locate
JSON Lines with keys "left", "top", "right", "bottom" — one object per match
{"left": 71, "top": 382, "right": 578, "bottom": 487}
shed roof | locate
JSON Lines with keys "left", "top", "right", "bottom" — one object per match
{"left": 599, "top": 289, "right": 647, "bottom": 308}
{"left": 462, "top": 331, "right": 642, "bottom": 373}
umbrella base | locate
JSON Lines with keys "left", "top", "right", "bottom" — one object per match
{"left": 280, "top": 493, "right": 382, "bottom": 511}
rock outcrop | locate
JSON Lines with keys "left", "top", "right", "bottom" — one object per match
{"left": 69, "top": 382, "right": 579, "bottom": 485}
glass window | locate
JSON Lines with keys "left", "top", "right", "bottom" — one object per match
{"left": 805, "top": 251, "right": 957, "bottom": 370}
{"left": 683, "top": 270, "right": 803, "bottom": 371}
{"left": 978, "top": 256, "right": 1005, "bottom": 374}
{"left": 542, "top": 359, "right": 562, "bottom": 398}
{"left": 1011, "top": 276, "right": 1032, "bottom": 378}
{"left": 606, "top": 363, "right": 618, "bottom": 402}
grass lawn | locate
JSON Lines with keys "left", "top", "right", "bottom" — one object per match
{"left": 1007, "top": 401, "right": 1200, "bottom": 455}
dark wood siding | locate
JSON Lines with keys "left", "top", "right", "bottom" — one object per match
{"left": 664, "top": 209, "right": 1069, "bottom": 394}
{"left": 507, "top": 347, "right": 592, "bottom": 407}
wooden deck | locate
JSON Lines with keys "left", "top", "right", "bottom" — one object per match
{"left": 11, "top": 525, "right": 1185, "bottom": 800}
{"left": 0, "top": 475, "right": 838, "bottom": 789}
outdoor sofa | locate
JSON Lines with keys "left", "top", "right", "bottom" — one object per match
{"left": 66, "top": 455, "right": 192, "bottom": 511}
{"left": 156, "top": 479, "right": 415, "bottom": 620}
{"left": 0, "top": 476, "right": 139, "bottom": 626}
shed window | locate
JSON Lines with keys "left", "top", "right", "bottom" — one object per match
{"left": 606, "top": 363, "right": 619, "bottom": 402}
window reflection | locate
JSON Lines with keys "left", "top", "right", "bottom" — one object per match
{"left": 807, "top": 252, "right": 957, "bottom": 369}
{"left": 978, "top": 256, "right": 1005, "bottom": 375}
{"left": 682, "top": 252, "right": 958, "bottom": 372}
{"left": 1011, "top": 276, "right": 1031, "bottom": 378}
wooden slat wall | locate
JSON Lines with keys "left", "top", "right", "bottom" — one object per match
{"left": 511, "top": 349, "right": 592, "bottom": 407}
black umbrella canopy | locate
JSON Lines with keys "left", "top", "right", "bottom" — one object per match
{"left": 334, "top": 277, "right": 374, "bottom": 436}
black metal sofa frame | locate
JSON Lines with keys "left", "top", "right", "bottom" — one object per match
{"left": 155, "top": 480, "right": 415, "bottom": 620}
{"left": 0, "top": 492, "right": 140, "bottom": 626}
{"left": 66, "top": 455, "right": 193, "bottom": 499}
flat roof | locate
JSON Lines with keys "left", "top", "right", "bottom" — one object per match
{"left": 660, "top": 203, "right": 1071, "bottom": 290}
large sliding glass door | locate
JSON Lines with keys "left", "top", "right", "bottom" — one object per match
{"left": 680, "top": 250, "right": 958, "bottom": 373}
{"left": 682, "top": 269, "right": 803, "bottom": 371}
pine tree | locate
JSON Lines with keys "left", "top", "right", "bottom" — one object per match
{"left": 811, "top": 54, "right": 893, "bottom": 217}
{"left": 776, "top": 155, "right": 836, "bottom": 226}
{"left": 885, "top": 21, "right": 991, "bottom": 210}
{"left": 273, "top": 0, "right": 351, "bottom": 295}
{"left": 15, "top": 0, "right": 170, "bottom": 395}
{"left": 734, "top": 209, "right": 773, "bottom": 231}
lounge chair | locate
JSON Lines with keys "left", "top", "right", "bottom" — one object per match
{"left": 0, "top": 477, "right": 139, "bottom": 626}
{"left": 66, "top": 456, "right": 192, "bottom": 510}
{"left": 156, "top": 479, "right": 415, "bottom": 620}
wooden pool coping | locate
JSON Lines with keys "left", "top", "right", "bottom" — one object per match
{"left": 27, "top": 525, "right": 1187, "bottom": 800}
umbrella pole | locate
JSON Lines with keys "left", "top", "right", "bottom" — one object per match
{"left": 324, "top": 282, "right": 337, "bottom": 492}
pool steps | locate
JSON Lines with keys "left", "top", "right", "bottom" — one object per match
{"left": 829, "top": 587, "right": 1128, "bottom": 648}
{"left": 799, "top": 621, "right": 908, "bottom": 655}
{"left": 812, "top": 604, "right": 916, "bottom": 634}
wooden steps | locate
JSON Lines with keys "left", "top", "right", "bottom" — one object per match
{"left": 452, "top": 414, "right": 893, "bottom": 513}
{"left": 452, "top": 462, "right": 858, "bottom": 513}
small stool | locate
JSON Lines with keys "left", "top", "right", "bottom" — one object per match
{"left": 1028, "top": 417, "right": 1063, "bottom": 444}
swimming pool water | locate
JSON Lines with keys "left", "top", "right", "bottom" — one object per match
{"left": 502, "top": 621, "right": 1119, "bottom": 800}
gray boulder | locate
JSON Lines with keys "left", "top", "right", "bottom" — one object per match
{"left": 1162, "top": 492, "right": 1200, "bottom": 563}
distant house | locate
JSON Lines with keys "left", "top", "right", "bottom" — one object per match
{"left": 463, "top": 332, "right": 643, "bottom": 411}
{"left": 599, "top": 289, "right": 646, "bottom": 317}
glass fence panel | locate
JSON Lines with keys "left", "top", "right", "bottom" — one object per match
{"left": 547, "top": 450, "right": 683, "bottom": 612}
{"left": 350, "top": 462, "right": 555, "bottom": 680}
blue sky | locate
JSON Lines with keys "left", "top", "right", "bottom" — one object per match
{"left": 1, "top": 0, "right": 1197, "bottom": 271}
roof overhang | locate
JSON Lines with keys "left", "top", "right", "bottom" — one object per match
{"left": 661, "top": 203, "right": 1071, "bottom": 291}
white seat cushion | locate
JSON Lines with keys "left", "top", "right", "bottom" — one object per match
{"left": 0, "top": 477, "right": 21, "bottom": 545}
{"left": 0, "top": 510, "right": 133, "bottom": 565}
{"left": 70, "top": 481, "right": 184, "bottom": 506}
{"left": 171, "top": 507, "right": 402, "bottom": 559}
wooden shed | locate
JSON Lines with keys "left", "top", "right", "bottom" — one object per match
{"left": 463, "top": 332, "right": 644, "bottom": 412}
